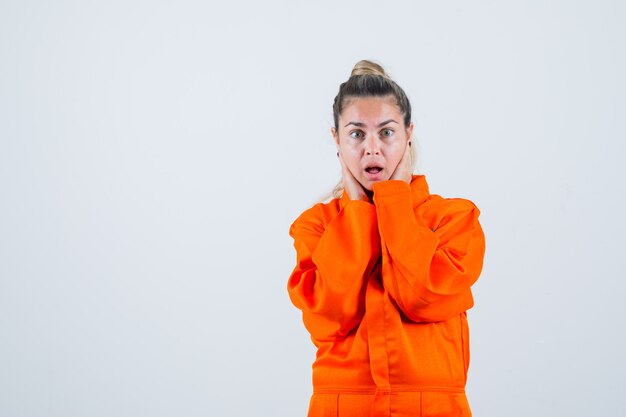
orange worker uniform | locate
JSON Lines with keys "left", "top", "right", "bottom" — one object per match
{"left": 287, "top": 175, "right": 486, "bottom": 417}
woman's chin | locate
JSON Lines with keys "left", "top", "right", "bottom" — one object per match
{"left": 360, "top": 174, "right": 390, "bottom": 190}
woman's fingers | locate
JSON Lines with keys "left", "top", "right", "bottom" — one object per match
{"left": 338, "top": 152, "right": 369, "bottom": 201}
{"left": 390, "top": 141, "right": 412, "bottom": 183}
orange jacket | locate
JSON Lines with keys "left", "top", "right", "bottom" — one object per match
{"left": 287, "top": 175, "right": 486, "bottom": 417}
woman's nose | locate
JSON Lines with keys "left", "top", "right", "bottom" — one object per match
{"left": 364, "top": 136, "right": 380, "bottom": 155}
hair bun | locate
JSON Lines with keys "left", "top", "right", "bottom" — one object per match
{"left": 350, "top": 59, "right": 390, "bottom": 79}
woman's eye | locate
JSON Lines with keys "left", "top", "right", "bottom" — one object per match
{"left": 381, "top": 128, "right": 393, "bottom": 137}
{"left": 350, "top": 130, "right": 364, "bottom": 139}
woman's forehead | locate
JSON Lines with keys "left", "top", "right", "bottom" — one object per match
{"left": 341, "top": 96, "right": 402, "bottom": 125}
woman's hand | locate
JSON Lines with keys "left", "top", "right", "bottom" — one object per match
{"left": 338, "top": 152, "right": 370, "bottom": 202}
{"left": 390, "top": 141, "right": 412, "bottom": 184}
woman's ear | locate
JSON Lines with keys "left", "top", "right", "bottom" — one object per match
{"left": 407, "top": 122, "right": 414, "bottom": 144}
{"left": 331, "top": 127, "right": 340, "bottom": 150}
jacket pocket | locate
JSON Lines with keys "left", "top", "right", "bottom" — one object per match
{"left": 459, "top": 311, "right": 470, "bottom": 382}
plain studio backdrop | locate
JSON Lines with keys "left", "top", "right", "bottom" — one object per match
{"left": 1, "top": 1, "right": 624, "bottom": 416}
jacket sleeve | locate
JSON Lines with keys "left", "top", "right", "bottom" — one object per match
{"left": 287, "top": 200, "right": 381, "bottom": 343}
{"left": 372, "top": 180, "right": 486, "bottom": 323}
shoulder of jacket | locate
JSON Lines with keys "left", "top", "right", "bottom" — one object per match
{"left": 418, "top": 194, "right": 480, "bottom": 224}
{"left": 289, "top": 200, "right": 340, "bottom": 237}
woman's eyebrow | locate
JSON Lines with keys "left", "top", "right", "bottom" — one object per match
{"left": 378, "top": 119, "right": 398, "bottom": 127}
{"left": 344, "top": 119, "right": 399, "bottom": 128}
{"left": 345, "top": 121, "right": 366, "bottom": 127}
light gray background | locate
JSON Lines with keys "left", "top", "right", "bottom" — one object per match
{"left": 1, "top": 1, "right": 624, "bottom": 416}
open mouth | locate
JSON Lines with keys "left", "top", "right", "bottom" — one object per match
{"left": 364, "top": 164, "right": 385, "bottom": 180}
{"left": 365, "top": 167, "right": 383, "bottom": 174}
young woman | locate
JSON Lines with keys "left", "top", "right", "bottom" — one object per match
{"left": 287, "top": 60, "right": 486, "bottom": 417}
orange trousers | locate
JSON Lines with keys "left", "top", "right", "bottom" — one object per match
{"left": 308, "top": 391, "right": 472, "bottom": 416}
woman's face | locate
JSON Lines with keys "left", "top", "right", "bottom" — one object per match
{"left": 332, "top": 96, "right": 414, "bottom": 191}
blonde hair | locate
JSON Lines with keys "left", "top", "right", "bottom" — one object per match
{"left": 351, "top": 60, "right": 390, "bottom": 78}
{"left": 322, "top": 59, "right": 418, "bottom": 202}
